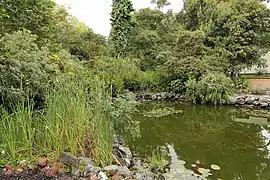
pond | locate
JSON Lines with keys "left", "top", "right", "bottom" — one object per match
{"left": 128, "top": 101, "right": 270, "bottom": 180}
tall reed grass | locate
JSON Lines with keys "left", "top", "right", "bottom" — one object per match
{"left": 0, "top": 77, "right": 115, "bottom": 166}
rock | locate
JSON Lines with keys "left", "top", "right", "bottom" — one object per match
{"left": 160, "top": 92, "right": 167, "bottom": 99}
{"left": 144, "top": 94, "right": 151, "bottom": 100}
{"left": 113, "top": 135, "right": 125, "bottom": 147}
{"left": 70, "top": 156, "right": 100, "bottom": 177}
{"left": 135, "top": 171, "right": 155, "bottom": 180}
{"left": 87, "top": 173, "right": 99, "bottom": 180}
{"left": 38, "top": 157, "right": 48, "bottom": 167}
{"left": 117, "top": 166, "right": 131, "bottom": 177}
{"left": 111, "top": 174, "right": 124, "bottom": 180}
{"left": 97, "top": 171, "right": 107, "bottom": 180}
{"left": 236, "top": 98, "right": 245, "bottom": 105}
{"left": 5, "top": 169, "right": 14, "bottom": 176}
{"left": 104, "top": 165, "right": 118, "bottom": 176}
{"left": 253, "top": 101, "right": 260, "bottom": 106}
{"left": 259, "top": 96, "right": 270, "bottom": 103}
{"left": 58, "top": 168, "right": 67, "bottom": 174}
{"left": 261, "top": 103, "right": 268, "bottom": 107}
{"left": 151, "top": 94, "right": 157, "bottom": 100}
{"left": 175, "top": 94, "right": 180, "bottom": 100}
{"left": 180, "top": 94, "right": 186, "bottom": 99}
{"left": 228, "top": 96, "right": 237, "bottom": 105}
{"left": 113, "top": 145, "right": 132, "bottom": 167}
{"left": 15, "top": 168, "right": 24, "bottom": 174}
{"left": 237, "top": 96, "right": 246, "bottom": 100}
{"left": 167, "top": 93, "right": 172, "bottom": 99}
{"left": 245, "top": 96, "right": 255, "bottom": 104}
{"left": 119, "top": 146, "right": 132, "bottom": 167}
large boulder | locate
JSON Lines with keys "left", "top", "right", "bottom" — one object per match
{"left": 113, "top": 135, "right": 133, "bottom": 167}
{"left": 245, "top": 96, "right": 255, "bottom": 105}
{"left": 261, "top": 103, "right": 268, "bottom": 108}
{"left": 228, "top": 96, "right": 237, "bottom": 105}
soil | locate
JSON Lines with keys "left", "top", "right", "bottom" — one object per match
{"left": 0, "top": 170, "right": 79, "bottom": 180}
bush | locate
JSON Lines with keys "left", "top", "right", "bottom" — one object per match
{"left": 91, "top": 57, "right": 160, "bottom": 93}
{"left": 185, "top": 78, "right": 198, "bottom": 104}
{"left": 233, "top": 77, "right": 249, "bottom": 90}
{"left": 0, "top": 30, "right": 52, "bottom": 107}
{"left": 186, "top": 73, "right": 233, "bottom": 105}
{"left": 169, "top": 79, "right": 186, "bottom": 93}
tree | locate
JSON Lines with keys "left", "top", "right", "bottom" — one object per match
{"left": 110, "top": 0, "right": 135, "bottom": 58}
{"left": 0, "top": 0, "right": 56, "bottom": 41}
{"left": 182, "top": 0, "right": 270, "bottom": 75}
{"left": 151, "top": 0, "right": 171, "bottom": 10}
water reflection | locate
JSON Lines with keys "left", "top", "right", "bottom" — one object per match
{"left": 129, "top": 102, "right": 270, "bottom": 180}
{"left": 260, "top": 126, "right": 270, "bottom": 159}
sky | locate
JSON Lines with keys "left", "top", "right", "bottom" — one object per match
{"left": 54, "top": 0, "right": 270, "bottom": 37}
{"left": 54, "top": 0, "right": 184, "bottom": 36}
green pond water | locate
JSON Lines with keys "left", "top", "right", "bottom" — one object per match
{"left": 128, "top": 101, "right": 270, "bottom": 180}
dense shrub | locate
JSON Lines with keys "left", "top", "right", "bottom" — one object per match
{"left": 0, "top": 30, "right": 52, "bottom": 107}
{"left": 91, "top": 57, "right": 160, "bottom": 93}
{"left": 232, "top": 77, "right": 249, "bottom": 90}
{"left": 186, "top": 73, "right": 233, "bottom": 105}
{"left": 169, "top": 79, "right": 186, "bottom": 93}
{"left": 185, "top": 78, "right": 198, "bottom": 104}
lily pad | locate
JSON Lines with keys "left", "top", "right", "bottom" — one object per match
{"left": 198, "top": 168, "right": 208, "bottom": 174}
{"left": 178, "top": 160, "right": 186, "bottom": 165}
{"left": 211, "top": 164, "right": 221, "bottom": 171}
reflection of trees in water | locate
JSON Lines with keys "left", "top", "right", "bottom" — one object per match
{"left": 132, "top": 102, "right": 270, "bottom": 180}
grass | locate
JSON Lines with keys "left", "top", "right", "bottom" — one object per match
{"left": 0, "top": 77, "right": 114, "bottom": 166}
{"left": 148, "top": 146, "right": 169, "bottom": 173}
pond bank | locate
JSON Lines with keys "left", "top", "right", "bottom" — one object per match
{"left": 136, "top": 92, "right": 270, "bottom": 109}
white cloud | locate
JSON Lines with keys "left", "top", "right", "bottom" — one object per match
{"left": 54, "top": 0, "right": 184, "bottom": 36}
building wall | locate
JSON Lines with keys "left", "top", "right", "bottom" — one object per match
{"left": 248, "top": 78, "right": 270, "bottom": 90}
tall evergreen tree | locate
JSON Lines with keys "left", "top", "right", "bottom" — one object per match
{"left": 110, "top": 0, "right": 135, "bottom": 58}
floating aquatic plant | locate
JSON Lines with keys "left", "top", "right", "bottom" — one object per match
{"left": 143, "top": 107, "right": 183, "bottom": 118}
{"left": 211, "top": 164, "right": 221, "bottom": 171}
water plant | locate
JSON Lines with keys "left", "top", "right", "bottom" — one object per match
{"left": 148, "top": 146, "right": 169, "bottom": 173}
{"left": 186, "top": 72, "right": 233, "bottom": 105}
{"left": 144, "top": 107, "right": 183, "bottom": 118}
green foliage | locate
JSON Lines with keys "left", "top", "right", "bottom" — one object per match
{"left": 0, "top": 76, "right": 140, "bottom": 166}
{"left": 151, "top": 0, "right": 171, "bottom": 10}
{"left": 0, "top": 0, "right": 56, "bottom": 41}
{"left": 186, "top": 73, "right": 234, "bottom": 105}
{"left": 111, "top": 91, "right": 140, "bottom": 138}
{"left": 144, "top": 107, "right": 183, "bottom": 118}
{"left": 169, "top": 79, "right": 186, "bottom": 93}
{"left": 198, "top": 73, "right": 234, "bottom": 105}
{"left": 110, "top": 0, "right": 135, "bottom": 58}
{"left": 91, "top": 57, "right": 160, "bottom": 93}
{"left": 148, "top": 146, "right": 169, "bottom": 173}
{"left": 183, "top": 0, "right": 270, "bottom": 74}
{"left": 127, "top": 8, "right": 177, "bottom": 70}
{"left": 232, "top": 77, "right": 249, "bottom": 90}
{"left": 0, "top": 30, "right": 52, "bottom": 107}
{"left": 185, "top": 78, "right": 199, "bottom": 104}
